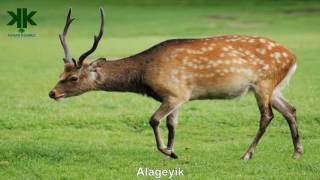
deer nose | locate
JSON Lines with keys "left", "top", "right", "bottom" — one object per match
{"left": 48, "top": 90, "right": 56, "bottom": 99}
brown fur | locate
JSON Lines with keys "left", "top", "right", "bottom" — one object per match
{"left": 50, "top": 35, "right": 302, "bottom": 160}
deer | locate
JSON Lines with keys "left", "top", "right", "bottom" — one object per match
{"left": 49, "top": 8, "right": 303, "bottom": 160}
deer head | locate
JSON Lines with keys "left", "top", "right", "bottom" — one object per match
{"left": 49, "top": 8, "right": 105, "bottom": 100}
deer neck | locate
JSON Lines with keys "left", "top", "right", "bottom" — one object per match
{"left": 94, "top": 58, "right": 144, "bottom": 93}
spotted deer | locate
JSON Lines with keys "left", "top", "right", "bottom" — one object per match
{"left": 49, "top": 8, "right": 302, "bottom": 160}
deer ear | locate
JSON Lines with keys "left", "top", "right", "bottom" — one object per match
{"left": 81, "top": 59, "right": 91, "bottom": 68}
{"left": 79, "top": 60, "right": 93, "bottom": 75}
{"left": 87, "top": 64, "right": 96, "bottom": 72}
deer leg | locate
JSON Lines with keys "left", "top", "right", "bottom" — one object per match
{"left": 241, "top": 84, "right": 274, "bottom": 160}
{"left": 271, "top": 91, "right": 303, "bottom": 159}
{"left": 149, "top": 97, "right": 184, "bottom": 159}
{"left": 166, "top": 110, "right": 179, "bottom": 159}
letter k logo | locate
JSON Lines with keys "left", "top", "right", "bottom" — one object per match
{"left": 7, "top": 8, "right": 37, "bottom": 33}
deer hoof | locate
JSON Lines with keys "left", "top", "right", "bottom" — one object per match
{"left": 293, "top": 151, "right": 302, "bottom": 160}
{"left": 170, "top": 152, "right": 178, "bottom": 159}
{"left": 240, "top": 152, "right": 252, "bottom": 160}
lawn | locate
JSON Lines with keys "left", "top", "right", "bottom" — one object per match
{"left": 0, "top": 0, "right": 320, "bottom": 179}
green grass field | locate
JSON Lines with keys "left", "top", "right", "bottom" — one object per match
{"left": 1, "top": 0, "right": 320, "bottom": 179}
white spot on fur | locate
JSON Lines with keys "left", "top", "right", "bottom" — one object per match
{"left": 262, "top": 64, "right": 269, "bottom": 70}
{"left": 222, "top": 47, "right": 229, "bottom": 52}
{"left": 210, "top": 43, "right": 216, "bottom": 47}
{"left": 259, "top": 38, "right": 266, "bottom": 43}
{"left": 267, "top": 42, "right": 275, "bottom": 50}
{"left": 201, "top": 47, "right": 207, "bottom": 52}
{"left": 248, "top": 39, "right": 255, "bottom": 43}
{"left": 282, "top": 52, "right": 288, "bottom": 57}
{"left": 232, "top": 59, "right": 238, "bottom": 64}
{"left": 274, "top": 52, "right": 281, "bottom": 59}
{"left": 245, "top": 50, "right": 251, "bottom": 55}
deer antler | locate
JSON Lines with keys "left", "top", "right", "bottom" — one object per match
{"left": 59, "top": 8, "right": 75, "bottom": 64}
{"left": 77, "top": 7, "right": 105, "bottom": 68}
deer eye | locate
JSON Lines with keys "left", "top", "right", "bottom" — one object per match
{"left": 70, "top": 76, "right": 78, "bottom": 81}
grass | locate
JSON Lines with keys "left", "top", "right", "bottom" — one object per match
{"left": 0, "top": 0, "right": 320, "bottom": 179}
